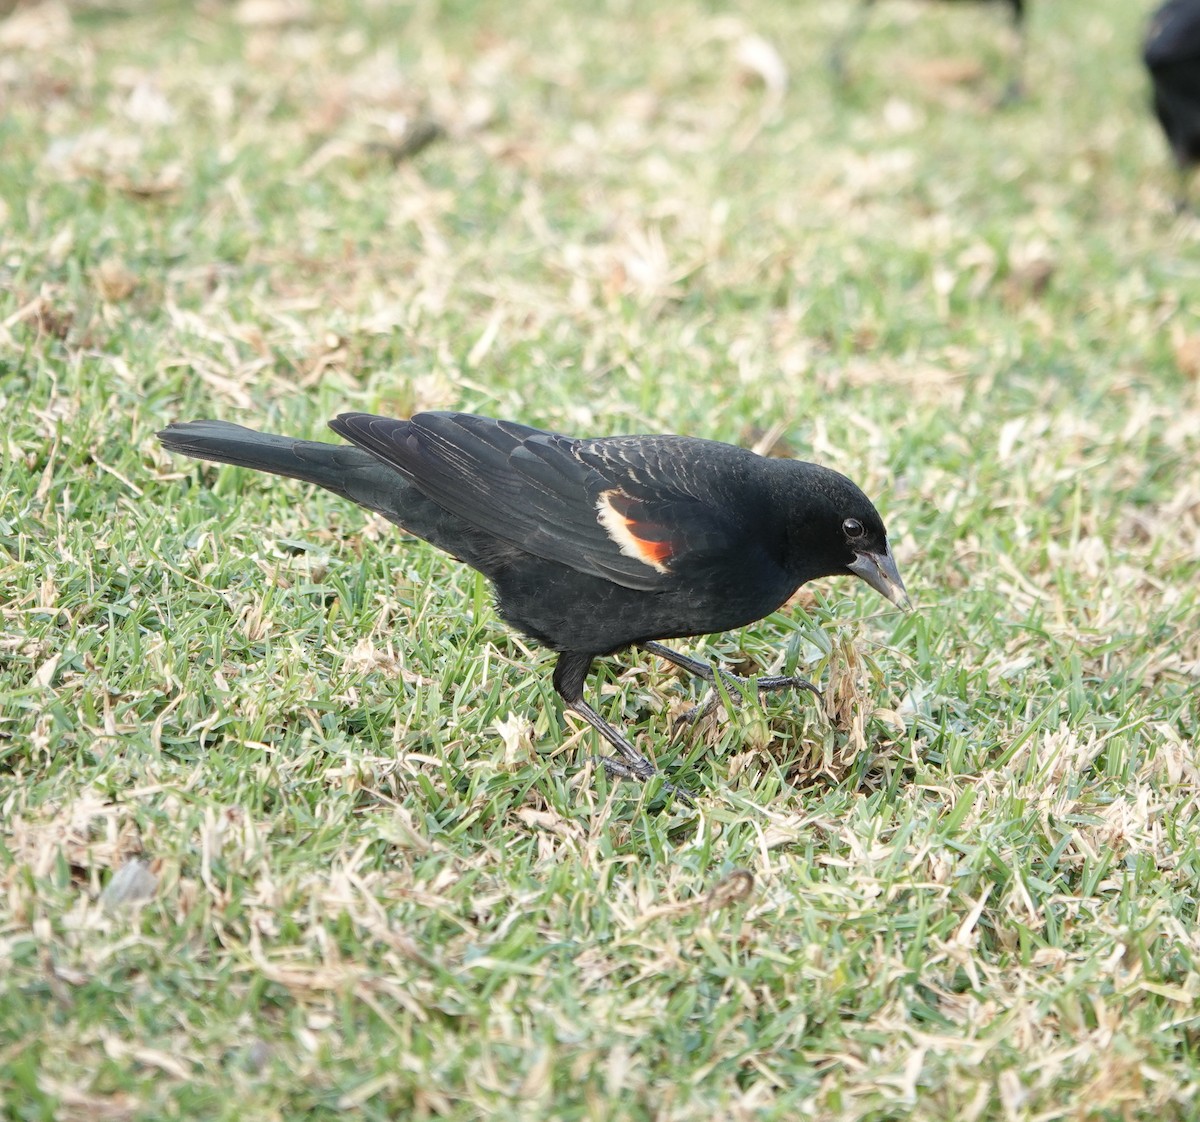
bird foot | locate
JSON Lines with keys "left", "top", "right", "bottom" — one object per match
{"left": 672, "top": 670, "right": 822, "bottom": 728}
{"left": 566, "top": 694, "right": 695, "bottom": 805}
{"left": 598, "top": 756, "right": 695, "bottom": 806}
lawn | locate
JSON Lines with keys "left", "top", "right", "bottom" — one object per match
{"left": 2, "top": 0, "right": 1199, "bottom": 1118}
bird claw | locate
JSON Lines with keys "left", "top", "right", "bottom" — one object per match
{"left": 754, "top": 672, "right": 823, "bottom": 698}
{"left": 597, "top": 756, "right": 696, "bottom": 807}
{"left": 673, "top": 672, "right": 823, "bottom": 729}
{"left": 674, "top": 692, "right": 721, "bottom": 729}
{"left": 565, "top": 695, "right": 695, "bottom": 804}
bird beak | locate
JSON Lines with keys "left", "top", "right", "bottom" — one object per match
{"left": 848, "top": 545, "right": 911, "bottom": 611}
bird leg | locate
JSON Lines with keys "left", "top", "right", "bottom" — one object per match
{"left": 552, "top": 652, "right": 694, "bottom": 805}
{"left": 641, "top": 639, "right": 821, "bottom": 725}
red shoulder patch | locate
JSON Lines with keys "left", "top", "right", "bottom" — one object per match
{"left": 596, "top": 489, "right": 674, "bottom": 573}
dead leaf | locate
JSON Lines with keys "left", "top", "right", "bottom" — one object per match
{"left": 913, "top": 57, "right": 987, "bottom": 90}
{"left": 112, "top": 164, "right": 184, "bottom": 199}
{"left": 94, "top": 257, "right": 138, "bottom": 303}
{"left": 704, "top": 869, "right": 755, "bottom": 911}
{"left": 101, "top": 859, "right": 159, "bottom": 913}
{"left": 494, "top": 712, "right": 533, "bottom": 766}
{"left": 34, "top": 654, "right": 61, "bottom": 688}
{"left": 365, "top": 117, "right": 445, "bottom": 165}
{"left": 1002, "top": 255, "right": 1056, "bottom": 309}
{"left": 735, "top": 34, "right": 788, "bottom": 99}
{"left": 1171, "top": 327, "right": 1200, "bottom": 381}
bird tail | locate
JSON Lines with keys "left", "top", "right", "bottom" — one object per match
{"left": 156, "top": 419, "right": 410, "bottom": 520}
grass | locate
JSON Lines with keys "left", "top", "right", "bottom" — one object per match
{"left": 2, "top": 0, "right": 1199, "bottom": 1118}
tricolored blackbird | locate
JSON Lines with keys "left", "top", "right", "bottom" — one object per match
{"left": 1144, "top": 0, "right": 1200, "bottom": 211}
{"left": 158, "top": 412, "right": 909, "bottom": 800}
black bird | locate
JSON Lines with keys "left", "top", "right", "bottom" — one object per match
{"left": 157, "top": 412, "right": 909, "bottom": 800}
{"left": 831, "top": 0, "right": 1027, "bottom": 104}
{"left": 1144, "top": 0, "right": 1200, "bottom": 211}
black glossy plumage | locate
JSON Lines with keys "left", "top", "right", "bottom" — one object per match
{"left": 1144, "top": 0, "right": 1200, "bottom": 209}
{"left": 158, "top": 412, "right": 909, "bottom": 800}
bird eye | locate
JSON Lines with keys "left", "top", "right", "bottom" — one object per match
{"left": 843, "top": 518, "right": 865, "bottom": 539}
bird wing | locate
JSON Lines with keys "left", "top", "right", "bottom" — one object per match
{"left": 328, "top": 411, "right": 751, "bottom": 591}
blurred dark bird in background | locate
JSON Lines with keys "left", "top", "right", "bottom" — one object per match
{"left": 158, "top": 412, "right": 910, "bottom": 803}
{"left": 1144, "top": 0, "right": 1200, "bottom": 211}
{"left": 830, "top": 0, "right": 1027, "bottom": 104}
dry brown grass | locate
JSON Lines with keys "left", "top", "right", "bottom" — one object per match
{"left": 2, "top": 0, "right": 1198, "bottom": 1118}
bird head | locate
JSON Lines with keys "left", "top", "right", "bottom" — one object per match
{"left": 783, "top": 462, "right": 911, "bottom": 611}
